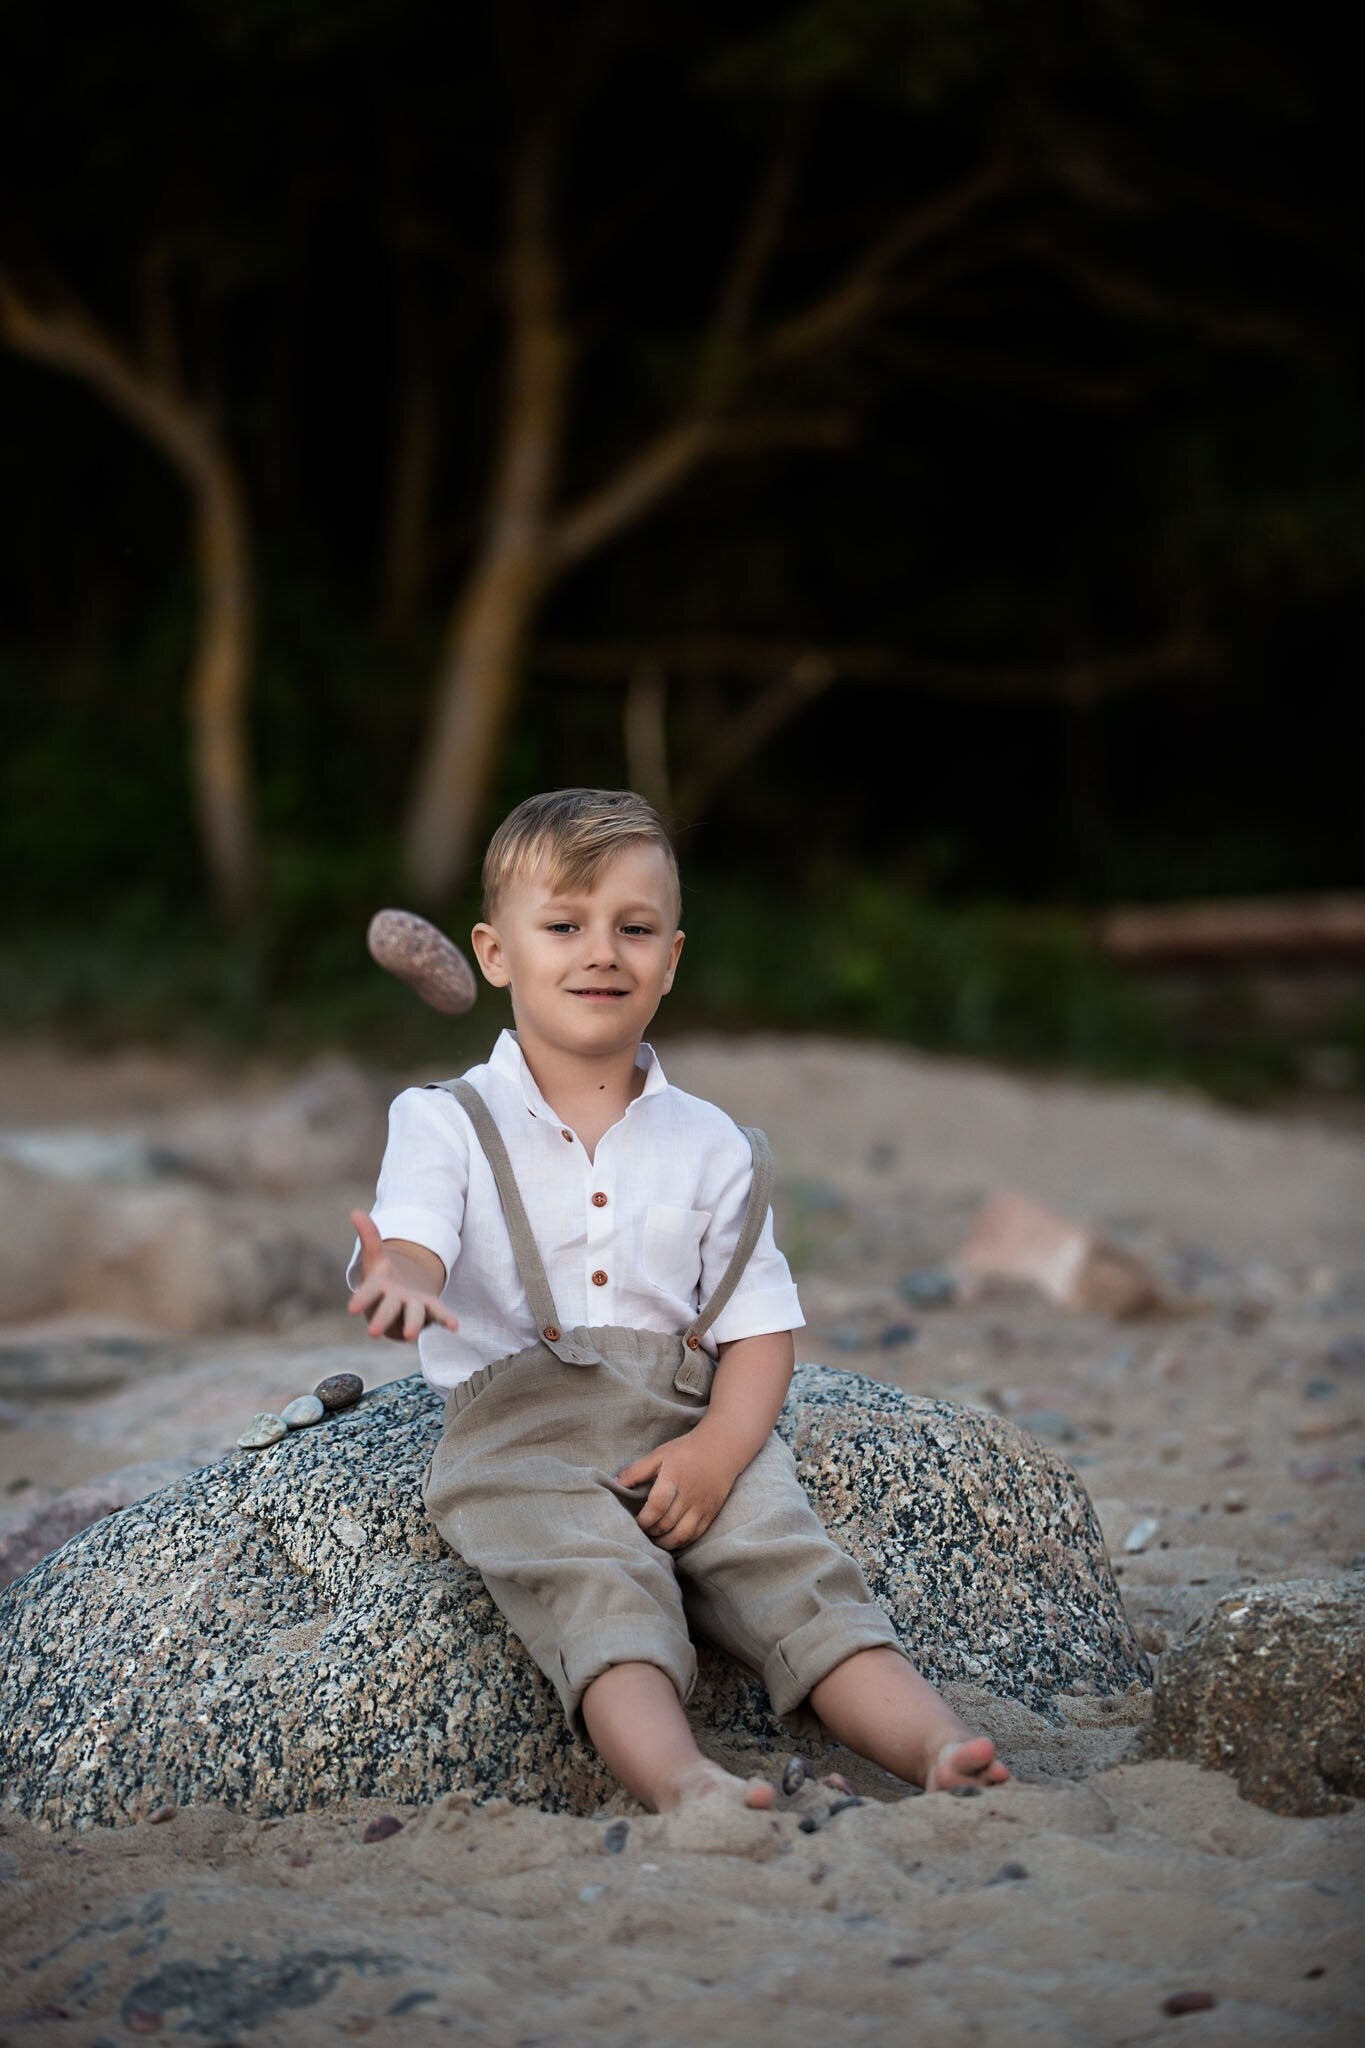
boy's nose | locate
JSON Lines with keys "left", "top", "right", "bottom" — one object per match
{"left": 581, "top": 925, "right": 620, "bottom": 965}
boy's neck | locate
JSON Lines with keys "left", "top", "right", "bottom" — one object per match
{"left": 516, "top": 1035, "right": 646, "bottom": 1156}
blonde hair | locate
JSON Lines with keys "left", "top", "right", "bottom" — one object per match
{"left": 481, "top": 788, "right": 681, "bottom": 923}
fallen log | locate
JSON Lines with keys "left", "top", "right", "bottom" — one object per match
{"left": 1092, "top": 893, "right": 1365, "bottom": 964}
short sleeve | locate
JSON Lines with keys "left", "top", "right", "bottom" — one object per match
{"left": 344, "top": 1086, "right": 470, "bottom": 1290}
{"left": 698, "top": 1119, "right": 805, "bottom": 1344}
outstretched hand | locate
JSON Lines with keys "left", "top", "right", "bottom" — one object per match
{"left": 347, "top": 1210, "right": 459, "bottom": 1343}
{"left": 617, "top": 1427, "right": 740, "bottom": 1552}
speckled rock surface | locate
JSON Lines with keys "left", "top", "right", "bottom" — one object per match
{"left": 0, "top": 1365, "right": 1148, "bottom": 1830}
{"left": 1140, "top": 1571, "right": 1365, "bottom": 1815}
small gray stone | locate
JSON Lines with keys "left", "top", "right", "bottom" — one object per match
{"left": 236, "top": 1413, "right": 286, "bottom": 1449}
{"left": 827, "top": 1795, "right": 863, "bottom": 1816}
{"left": 898, "top": 1269, "right": 957, "bottom": 1309}
{"left": 314, "top": 1373, "right": 364, "bottom": 1411}
{"left": 281, "top": 1395, "right": 325, "bottom": 1428}
{"left": 781, "top": 1756, "right": 806, "bottom": 1796}
{"left": 602, "top": 1818, "right": 629, "bottom": 1853}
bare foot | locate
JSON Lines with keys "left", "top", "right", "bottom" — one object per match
{"left": 661, "top": 1760, "right": 776, "bottom": 1814}
{"left": 925, "top": 1735, "right": 1011, "bottom": 1793}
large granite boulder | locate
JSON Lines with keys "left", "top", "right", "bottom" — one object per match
{"left": 1140, "top": 1571, "right": 1365, "bottom": 1815}
{"left": 0, "top": 1366, "right": 1148, "bottom": 1829}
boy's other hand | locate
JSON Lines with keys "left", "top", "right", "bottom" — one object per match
{"left": 617, "top": 1427, "right": 741, "bottom": 1552}
{"left": 347, "top": 1210, "right": 459, "bottom": 1343}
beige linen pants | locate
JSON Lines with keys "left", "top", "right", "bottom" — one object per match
{"left": 422, "top": 1079, "right": 909, "bottom": 1739}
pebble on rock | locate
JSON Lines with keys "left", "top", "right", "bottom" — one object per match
{"left": 236, "top": 1413, "right": 287, "bottom": 1450}
{"left": 314, "top": 1373, "right": 364, "bottom": 1411}
{"left": 281, "top": 1394, "right": 325, "bottom": 1428}
{"left": 781, "top": 1756, "right": 806, "bottom": 1795}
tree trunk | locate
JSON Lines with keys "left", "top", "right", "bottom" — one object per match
{"left": 379, "top": 255, "right": 438, "bottom": 642}
{"left": 0, "top": 277, "right": 259, "bottom": 920}
{"left": 400, "top": 141, "right": 568, "bottom": 903}
{"left": 189, "top": 453, "right": 257, "bottom": 919}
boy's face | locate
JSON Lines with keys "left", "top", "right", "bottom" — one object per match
{"left": 470, "top": 842, "right": 684, "bottom": 1068}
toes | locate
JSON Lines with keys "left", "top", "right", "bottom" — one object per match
{"left": 928, "top": 1735, "right": 1006, "bottom": 1792}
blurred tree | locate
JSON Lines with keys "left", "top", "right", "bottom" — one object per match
{"left": 0, "top": 4, "right": 283, "bottom": 920}
{"left": 399, "top": 0, "right": 1345, "bottom": 899}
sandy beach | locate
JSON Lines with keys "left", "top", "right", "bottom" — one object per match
{"left": 1, "top": 1033, "right": 1362, "bottom": 2045}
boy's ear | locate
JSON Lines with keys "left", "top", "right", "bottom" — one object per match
{"left": 662, "top": 928, "right": 684, "bottom": 994}
{"left": 470, "top": 922, "right": 510, "bottom": 988}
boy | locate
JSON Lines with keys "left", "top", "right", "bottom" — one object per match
{"left": 348, "top": 788, "right": 1008, "bottom": 1816}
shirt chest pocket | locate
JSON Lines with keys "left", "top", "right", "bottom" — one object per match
{"left": 641, "top": 1204, "right": 711, "bottom": 1298}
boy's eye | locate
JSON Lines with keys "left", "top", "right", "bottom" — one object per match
{"left": 546, "top": 922, "right": 578, "bottom": 934}
{"left": 621, "top": 924, "right": 652, "bottom": 937}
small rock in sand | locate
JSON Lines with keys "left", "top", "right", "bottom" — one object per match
{"left": 363, "top": 1815, "right": 403, "bottom": 1842}
{"left": 602, "top": 1819, "right": 629, "bottom": 1853}
{"left": 1124, "top": 1517, "right": 1161, "bottom": 1553}
{"left": 781, "top": 1756, "right": 806, "bottom": 1795}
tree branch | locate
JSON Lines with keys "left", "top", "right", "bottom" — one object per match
{"left": 693, "top": 98, "right": 808, "bottom": 409}
{"left": 0, "top": 272, "right": 215, "bottom": 484}
{"left": 536, "top": 622, "right": 1215, "bottom": 707}
{"left": 754, "top": 148, "right": 1014, "bottom": 369}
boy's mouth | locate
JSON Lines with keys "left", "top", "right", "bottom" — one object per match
{"left": 569, "top": 987, "right": 628, "bottom": 1000}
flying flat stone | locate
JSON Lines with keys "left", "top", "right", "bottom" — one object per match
{"left": 366, "top": 909, "right": 477, "bottom": 1015}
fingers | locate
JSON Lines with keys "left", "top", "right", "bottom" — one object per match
{"left": 348, "top": 1268, "right": 458, "bottom": 1342}
{"left": 616, "top": 1451, "right": 660, "bottom": 1491}
{"left": 636, "top": 1472, "right": 678, "bottom": 1534}
{"left": 350, "top": 1210, "right": 384, "bottom": 1266}
{"left": 655, "top": 1507, "right": 708, "bottom": 1552}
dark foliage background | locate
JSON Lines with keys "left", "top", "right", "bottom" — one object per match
{"left": 1, "top": 1, "right": 1360, "bottom": 1096}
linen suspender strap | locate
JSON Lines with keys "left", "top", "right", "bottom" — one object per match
{"left": 675, "top": 1125, "right": 776, "bottom": 1397}
{"left": 434, "top": 1078, "right": 565, "bottom": 1343}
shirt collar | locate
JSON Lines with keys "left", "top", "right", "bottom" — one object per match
{"left": 489, "top": 1027, "right": 669, "bottom": 1118}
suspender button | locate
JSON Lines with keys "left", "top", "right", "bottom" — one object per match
{"left": 543, "top": 1324, "right": 561, "bottom": 1342}
{"left": 686, "top": 1334, "right": 701, "bottom": 1350}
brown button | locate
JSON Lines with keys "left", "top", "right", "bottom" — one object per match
{"left": 686, "top": 1335, "right": 701, "bottom": 1350}
{"left": 591, "top": 1270, "right": 608, "bottom": 1288}
{"left": 543, "top": 1324, "right": 560, "bottom": 1342}
{"left": 591, "top": 1191, "right": 608, "bottom": 1208}
{"left": 561, "top": 1128, "right": 573, "bottom": 1143}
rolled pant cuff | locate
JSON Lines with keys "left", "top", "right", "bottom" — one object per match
{"left": 764, "top": 1611, "right": 911, "bottom": 1720}
{"left": 556, "top": 1622, "right": 698, "bottom": 1739}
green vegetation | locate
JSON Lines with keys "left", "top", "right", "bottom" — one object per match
{"left": 0, "top": 858, "right": 1325, "bottom": 1109}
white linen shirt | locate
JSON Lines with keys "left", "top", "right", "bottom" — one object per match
{"left": 347, "top": 1029, "right": 804, "bottom": 1393}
